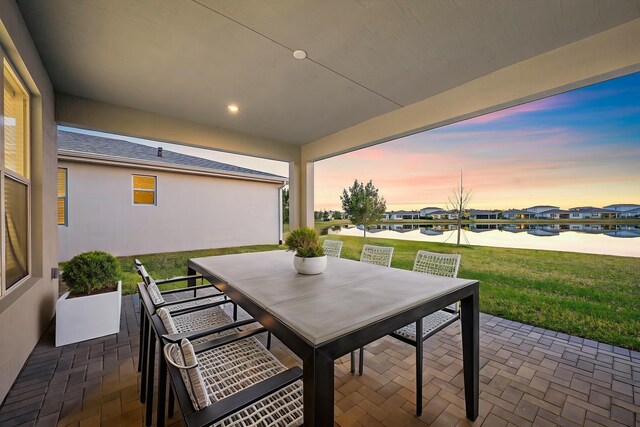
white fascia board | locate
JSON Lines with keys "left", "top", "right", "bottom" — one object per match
{"left": 58, "top": 150, "right": 288, "bottom": 185}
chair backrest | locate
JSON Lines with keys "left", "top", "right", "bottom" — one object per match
{"left": 360, "top": 244, "right": 394, "bottom": 267}
{"left": 322, "top": 240, "right": 343, "bottom": 258}
{"left": 134, "top": 260, "right": 152, "bottom": 286}
{"left": 412, "top": 250, "right": 461, "bottom": 278}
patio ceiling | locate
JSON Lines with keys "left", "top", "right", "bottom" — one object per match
{"left": 16, "top": 0, "right": 640, "bottom": 145}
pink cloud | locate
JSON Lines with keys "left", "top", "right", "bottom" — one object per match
{"left": 313, "top": 110, "right": 640, "bottom": 211}
{"left": 465, "top": 96, "right": 570, "bottom": 124}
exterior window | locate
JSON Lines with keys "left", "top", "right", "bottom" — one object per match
{"left": 2, "top": 58, "right": 30, "bottom": 294}
{"left": 58, "top": 168, "right": 67, "bottom": 226}
{"left": 133, "top": 175, "right": 156, "bottom": 205}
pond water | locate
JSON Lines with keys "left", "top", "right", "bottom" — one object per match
{"left": 324, "top": 223, "right": 640, "bottom": 258}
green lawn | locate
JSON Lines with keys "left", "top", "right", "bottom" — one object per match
{"left": 117, "top": 233, "right": 640, "bottom": 350}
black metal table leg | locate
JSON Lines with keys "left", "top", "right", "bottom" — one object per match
{"left": 157, "top": 349, "right": 167, "bottom": 427}
{"left": 460, "top": 287, "right": 479, "bottom": 421}
{"left": 138, "top": 303, "right": 145, "bottom": 372}
{"left": 140, "top": 313, "right": 149, "bottom": 403}
{"left": 187, "top": 265, "right": 197, "bottom": 297}
{"left": 145, "top": 330, "right": 156, "bottom": 426}
{"left": 168, "top": 385, "right": 175, "bottom": 418}
{"left": 303, "top": 349, "right": 334, "bottom": 427}
{"left": 415, "top": 317, "right": 424, "bottom": 416}
{"left": 350, "top": 351, "right": 355, "bottom": 373}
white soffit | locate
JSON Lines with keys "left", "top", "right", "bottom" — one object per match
{"left": 16, "top": 0, "right": 640, "bottom": 144}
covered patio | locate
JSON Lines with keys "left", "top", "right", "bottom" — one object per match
{"left": 1, "top": 295, "right": 639, "bottom": 426}
{"left": 0, "top": 0, "right": 640, "bottom": 426}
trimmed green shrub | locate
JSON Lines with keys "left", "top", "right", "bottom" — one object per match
{"left": 62, "top": 251, "right": 122, "bottom": 295}
{"left": 285, "top": 227, "right": 324, "bottom": 258}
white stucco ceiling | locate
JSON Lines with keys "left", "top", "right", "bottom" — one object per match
{"left": 16, "top": 0, "right": 640, "bottom": 144}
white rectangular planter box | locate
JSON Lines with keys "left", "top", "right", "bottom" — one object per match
{"left": 56, "top": 281, "right": 122, "bottom": 347}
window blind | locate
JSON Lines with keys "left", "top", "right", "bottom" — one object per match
{"left": 3, "top": 68, "right": 27, "bottom": 178}
{"left": 5, "top": 177, "right": 28, "bottom": 288}
{"left": 57, "top": 168, "right": 67, "bottom": 225}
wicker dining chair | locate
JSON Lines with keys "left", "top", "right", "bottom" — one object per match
{"left": 322, "top": 239, "right": 343, "bottom": 258}
{"left": 349, "top": 244, "right": 395, "bottom": 373}
{"left": 156, "top": 319, "right": 304, "bottom": 427}
{"left": 152, "top": 304, "right": 271, "bottom": 427}
{"left": 359, "top": 244, "right": 394, "bottom": 267}
{"left": 137, "top": 281, "right": 244, "bottom": 427}
{"left": 134, "top": 260, "right": 234, "bottom": 374}
{"left": 357, "top": 250, "right": 462, "bottom": 416}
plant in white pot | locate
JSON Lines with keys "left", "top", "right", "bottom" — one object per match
{"left": 56, "top": 251, "right": 122, "bottom": 347}
{"left": 285, "top": 227, "right": 327, "bottom": 275}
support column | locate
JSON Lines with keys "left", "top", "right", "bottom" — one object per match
{"left": 289, "top": 159, "right": 314, "bottom": 230}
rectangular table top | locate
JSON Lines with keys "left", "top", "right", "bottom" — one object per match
{"left": 190, "top": 251, "right": 476, "bottom": 346}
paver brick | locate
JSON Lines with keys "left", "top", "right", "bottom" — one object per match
{"left": 0, "top": 294, "right": 638, "bottom": 427}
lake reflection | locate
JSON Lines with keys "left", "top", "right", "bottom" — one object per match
{"left": 324, "top": 223, "right": 640, "bottom": 258}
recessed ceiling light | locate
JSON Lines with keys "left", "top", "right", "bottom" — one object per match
{"left": 227, "top": 104, "right": 239, "bottom": 113}
{"left": 293, "top": 50, "right": 307, "bottom": 60}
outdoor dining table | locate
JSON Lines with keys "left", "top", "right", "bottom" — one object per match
{"left": 188, "top": 250, "right": 479, "bottom": 427}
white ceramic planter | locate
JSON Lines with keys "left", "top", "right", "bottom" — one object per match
{"left": 293, "top": 255, "right": 327, "bottom": 275}
{"left": 56, "top": 281, "right": 122, "bottom": 347}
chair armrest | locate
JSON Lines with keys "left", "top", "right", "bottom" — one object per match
{"left": 160, "top": 293, "right": 223, "bottom": 308}
{"left": 159, "top": 284, "right": 220, "bottom": 295}
{"left": 162, "top": 319, "right": 257, "bottom": 343}
{"left": 155, "top": 274, "right": 203, "bottom": 285}
{"left": 192, "top": 327, "right": 268, "bottom": 354}
{"left": 184, "top": 367, "right": 302, "bottom": 427}
{"left": 169, "top": 299, "right": 234, "bottom": 316}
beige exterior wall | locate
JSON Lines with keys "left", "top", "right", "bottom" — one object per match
{"left": 0, "top": 1, "right": 58, "bottom": 402}
{"left": 58, "top": 161, "right": 283, "bottom": 261}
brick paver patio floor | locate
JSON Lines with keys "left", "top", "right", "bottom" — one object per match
{"left": 0, "top": 294, "right": 639, "bottom": 426}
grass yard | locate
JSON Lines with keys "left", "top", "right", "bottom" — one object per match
{"left": 117, "top": 233, "right": 640, "bottom": 350}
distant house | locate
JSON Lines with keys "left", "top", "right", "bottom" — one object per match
{"left": 603, "top": 204, "right": 640, "bottom": 218}
{"left": 568, "top": 206, "right": 620, "bottom": 219}
{"left": 468, "top": 210, "right": 499, "bottom": 220}
{"left": 57, "top": 131, "right": 287, "bottom": 261}
{"left": 536, "top": 209, "right": 570, "bottom": 219}
{"left": 419, "top": 207, "right": 443, "bottom": 217}
{"left": 525, "top": 205, "right": 559, "bottom": 214}
{"left": 520, "top": 205, "right": 574, "bottom": 219}
{"left": 603, "top": 203, "right": 640, "bottom": 212}
{"left": 430, "top": 209, "right": 459, "bottom": 220}
{"left": 502, "top": 209, "right": 536, "bottom": 220}
{"left": 620, "top": 208, "right": 640, "bottom": 218}
{"left": 384, "top": 210, "right": 420, "bottom": 220}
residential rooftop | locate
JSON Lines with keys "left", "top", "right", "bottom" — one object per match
{"left": 58, "top": 130, "right": 286, "bottom": 182}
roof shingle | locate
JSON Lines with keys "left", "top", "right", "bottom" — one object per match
{"left": 57, "top": 130, "right": 286, "bottom": 181}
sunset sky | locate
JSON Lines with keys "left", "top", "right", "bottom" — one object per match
{"left": 315, "top": 71, "right": 640, "bottom": 211}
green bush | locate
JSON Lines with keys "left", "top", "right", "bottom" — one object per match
{"left": 285, "top": 227, "right": 324, "bottom": 258}
{"left": 62, "top": 251, "right": 122, "bottom": 295}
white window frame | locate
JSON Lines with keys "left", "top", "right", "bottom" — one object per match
{"left": 132, "top": 174, "right": 157, "bottom": 206}
{"left": 0, "top": 51, "right": 31, "bottom": 298}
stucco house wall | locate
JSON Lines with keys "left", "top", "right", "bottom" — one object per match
{"left": 58, "top": 161, "right": 283, "bottom": 261}
{"left": 0, "top": 2, "right": 58, "bottom": 402}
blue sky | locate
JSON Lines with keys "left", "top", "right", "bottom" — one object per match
{"left": 315, "top": 71, "right": 640, "bottom": 210}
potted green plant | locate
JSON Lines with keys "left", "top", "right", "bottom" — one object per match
{"left": 285, "top": 227, "right": 327, "bottom": 275}
{"left": 56, "top": 251, "right": 122, "bottom": 346}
